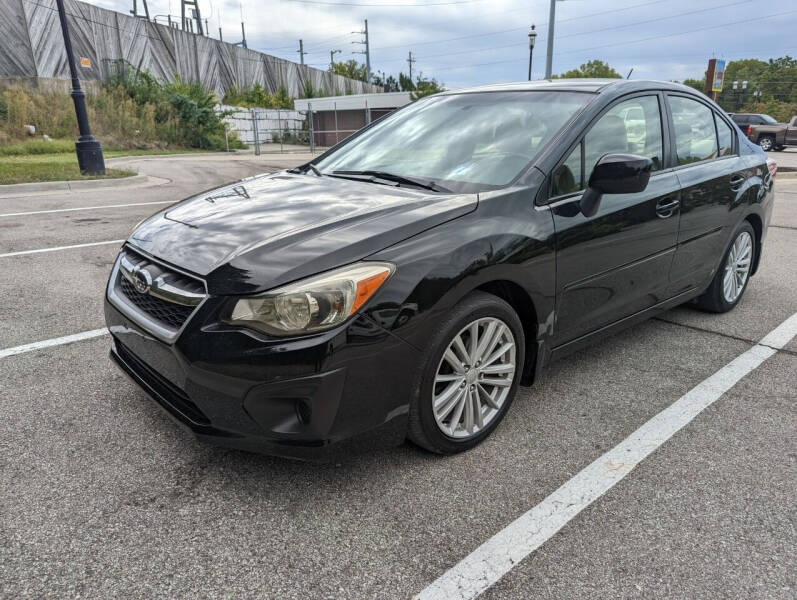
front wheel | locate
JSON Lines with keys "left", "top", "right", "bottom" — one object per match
{"left": 695, "top": 221, "right": 756, "bottom": 313}
{"left": 758, "top": 135, "right": 774, "bottom": 151}
{"left": 407, "top": 291, "right": 524, "bottom": 454}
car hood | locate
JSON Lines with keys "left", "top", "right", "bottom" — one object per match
{"left": 128, "top": 171, "right": 477, "bottom": 295}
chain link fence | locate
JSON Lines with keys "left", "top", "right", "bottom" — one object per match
{"left": 218, "top": 102, "right": 384, "bottom": 154}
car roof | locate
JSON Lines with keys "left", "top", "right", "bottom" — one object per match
{"left": 440, "top": 79, "right": 702, "bottom": 96}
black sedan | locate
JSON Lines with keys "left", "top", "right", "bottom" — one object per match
{"left": 105, "top": 79, "right": 774, "bottom": 459}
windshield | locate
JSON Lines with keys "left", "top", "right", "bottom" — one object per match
{"left": 315, "top": 91, "right": 592, "bottom": 193}
{"left": 761, "top": 114, "right": 778, "bottom": 124}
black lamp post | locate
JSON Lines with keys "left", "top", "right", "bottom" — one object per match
{"left": 55, "top": 0, "right": 105, "bottom": 175}
{"left": 528, "top": 25, "right": 537, "bottom": 81}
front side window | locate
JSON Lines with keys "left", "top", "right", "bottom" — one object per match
{"left": 585, "top": 95, "right": 663, "bottom": 177}
{"left": 315, "top": 91, "right": 591, "bottom": 193}
{"left": 670, "top": 96, "right": 718, "bottom": 165}
{"left": 551, "top": 95, "right": 663, "bottom": 198}
{"left": 552, "top": 142, "right": 582, "bottom": 196}
{"left": 716, "top": 114, "right": 734, "bottom": 157}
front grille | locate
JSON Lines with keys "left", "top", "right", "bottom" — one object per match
{"left": 120, "top": 277, "right": 195, "bottom": 329}
{"left": 115, "top": 247, "right": 206, "bottom": 332}
{"left": 115, "top": 340, "right": 210, "bottom": 426}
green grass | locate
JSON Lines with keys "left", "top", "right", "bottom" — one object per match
{"left": 0, "top": 144, "right": 221, "bottom": 185}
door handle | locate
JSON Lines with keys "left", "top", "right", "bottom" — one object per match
{"left": 730, "top": 174, "right": 746, "bottom": 191}
{"left": 655, "top": 198, "right": 680, "bottom": 218}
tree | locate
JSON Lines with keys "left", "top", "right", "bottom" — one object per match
{"left": 553, "top": 60, "right": 621, "bottom": 79}
{"left": 682, "top": 77, "right": 705, "bottom": 93}
{"left": 410, "top": 75, "right": 444, "bottom": 100}
{"left": 685, "top": 55, "right": 797, "bottom": 113}
{"left": 330, "top": 60, "right": 367, "bottom": 83}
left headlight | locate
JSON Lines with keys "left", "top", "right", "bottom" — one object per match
{"left": 224, "top": 262, "right": 395, "bottom": 336}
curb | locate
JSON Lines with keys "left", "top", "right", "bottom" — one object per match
{"left": 0, "top": 173, "right": 168, "bottom": 199}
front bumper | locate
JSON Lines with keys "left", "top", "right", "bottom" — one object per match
{"left": 105, "top": 292, "right": 418, "bottom": 460}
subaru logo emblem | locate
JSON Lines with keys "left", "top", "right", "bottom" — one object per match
{"left": 131, "top": 265, "right": 152, "bottom": 294}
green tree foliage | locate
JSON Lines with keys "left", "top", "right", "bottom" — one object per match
{"left": 682, "top": 78, "right": 705, "bottom": 93}
{"left": 713, "top": 56, "right": 797, "bottom": 113}
{"left": 553, "top": 60, "right": 622, "bottom": 79}
{"left": 222, "top": 84, "right": 294, "bottom": 109}
{"left": 106, "top": 70, "right": 242, "bottom": 149}
{"left": 410, "top": 76, "right": 444, "bottom": 100}
{"left": 330, "top": 60, "right": 368, "bottom": 82}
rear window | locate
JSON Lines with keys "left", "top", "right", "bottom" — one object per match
{"left": 669, "top": 96, "right": 718, "bottom": 165}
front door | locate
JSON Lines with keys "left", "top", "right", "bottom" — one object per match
{"left": 549, "top": 93, "right": 680, "bottom": 347}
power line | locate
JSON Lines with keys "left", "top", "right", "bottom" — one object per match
{"left": 371, "top": 0, "right": 664, "bottom": 51}
{"left": 397, "top": 0, "right": 754, "bottom": 64}
{"left": 281, "top": 0, "right": 488, "bottom": 6}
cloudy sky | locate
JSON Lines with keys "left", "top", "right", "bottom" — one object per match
{"left": 95, "top": 0, "right": 797, "bottom": 89}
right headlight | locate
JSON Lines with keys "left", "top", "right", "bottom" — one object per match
{"left": 223, "top": 262, "right": 395, "bottom": 336}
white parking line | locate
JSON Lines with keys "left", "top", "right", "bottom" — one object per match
{"left": 0, "top": 240, "right": 124, "bottom": 258}
{"left": 415, "top": 312, "right": 797, "bottom": 600}
{"left": 0, "top": 328, "right": 109, "bottom": 360}
{"left": 0, "top": 201, "right": 172, "bottom": 218}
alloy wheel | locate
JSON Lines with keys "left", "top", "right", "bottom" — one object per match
{"left": 758, "top": 137, "right": 773, "bottom": 151}
{"left": 432, "top": 317, "right": 516, "bottom": 439}
{"left": 722, "top": 231, "right": 753, "bottom": 304}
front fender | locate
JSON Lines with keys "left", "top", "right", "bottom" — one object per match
{"left": 362, "top": 186, "right": 557, "bottom": 353}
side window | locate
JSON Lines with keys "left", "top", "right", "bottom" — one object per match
{"left": 552, "top": 142, "right": 582, "bottom": 196}
{"left": 585, "top": 96, "right": 663, "bottom": 177}
{"left": 716, "top": 114, "right": 734, "bottom": 157}
{"left": 669, "top": 96, "right": 718, "bottom": 165}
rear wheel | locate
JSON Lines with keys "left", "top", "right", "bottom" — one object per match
{"left": 758, "top": 135, "right": 774, "bottom": 151}
{"left": 407, "top": 291, "right": 524, "bottom": 454}
{"left": 695, "top": 221, "right": 755, "bottom": 313}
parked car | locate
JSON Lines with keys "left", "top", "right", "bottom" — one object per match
{"left": 106, "top": 79, "right": 774, "bottom": 459}
{"left": 746, "top": 116, "right": 797, "bottom": 151}
{"left": 728, "top": 112, "right": 778, "bottom": 129}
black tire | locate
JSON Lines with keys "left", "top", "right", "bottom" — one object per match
{"left": 407, "top": 291, "right": 525, "bottom": 455}
{"left": 758, "top": 135, "right": 775, "bottom": 152}
{"left": 695, "top": 221, "right": 756, "bottom": 313}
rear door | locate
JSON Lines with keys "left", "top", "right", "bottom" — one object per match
{"left": 666, "top": 94, "right": 751, "bottom": 294}
{"left": 548, "top": 93, "right": 681, "bottom": 347}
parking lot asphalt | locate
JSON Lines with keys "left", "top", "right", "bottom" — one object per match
{"left": 1, "top": 153, "right": 795, "bottom": 599}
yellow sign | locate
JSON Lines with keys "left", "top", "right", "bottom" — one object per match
{"left": 79, "top": 57, "right": 91, "bottom": 68}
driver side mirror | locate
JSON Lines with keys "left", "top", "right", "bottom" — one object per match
{"left": 579, "top": 153, "right": 653, "bottom": 217}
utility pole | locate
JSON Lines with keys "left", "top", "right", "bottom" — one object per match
{"left": 330, "top": 49, "right": 341, "bottom": 70}
{"left": 407, "top": 51, "right": 416, "bottom": 80}
{"left": 55, "top": 0, "right": 105, "bottom": 175}
{"left": 180, "top": 0, "right": 203, "bottom": 35}
{"left": 130, "top": 0, "right": 150, "bottom": 20}
{"left": 544, "top": 0, "right": 559, "bottom": 79}
{"left": 298, "top": 39, "right": 306, "bottom": 65}
{"left": 353, "top": 19, "right": 371, "bottom": 83}
{"left": 234, "top": 22, "right": 247, "bottom": 48}
{"left": 527, "top": 25, "right": 536, "bottom": 81}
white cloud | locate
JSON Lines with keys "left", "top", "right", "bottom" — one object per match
{"left": 96, "top": 0, "right": 797, "bottom": 85}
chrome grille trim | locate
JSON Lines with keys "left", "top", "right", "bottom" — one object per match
{"left": 107, "top": 245, "right": 208, "bottom": 344}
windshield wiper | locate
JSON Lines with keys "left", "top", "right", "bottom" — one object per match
{"left": 331, "top": 170, "right": 450, "bottom": 193}
{"left": 288, "top": 163, "right": 323, "bottom": 177}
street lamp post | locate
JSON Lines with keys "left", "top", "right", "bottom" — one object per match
{"left": 55, "top": 0, "right": 105, "bottom": 175}
{"left": 528, "top": 25, "right": 537, "bottom": 81}
{"left": 544, "top": 0, "right": 560, "bottom": 80}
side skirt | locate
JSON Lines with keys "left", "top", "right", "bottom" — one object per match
{"left": 547, "top": 287, "right": 702, "bottom": 364}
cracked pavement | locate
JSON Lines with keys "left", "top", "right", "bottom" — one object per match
{"left": 1, "top": 153, "right": 795, "bottom": 599}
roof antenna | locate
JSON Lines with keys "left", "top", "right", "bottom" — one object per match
{"left": 626, "top": 68, "right": 634, "bottom": 79}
